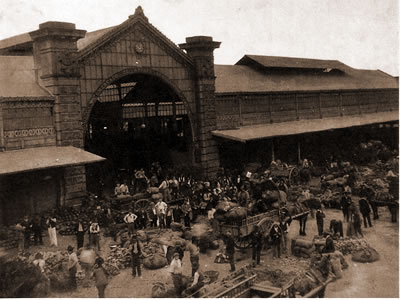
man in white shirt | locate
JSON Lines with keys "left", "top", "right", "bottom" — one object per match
{"left": 124, "top": 211, "right": 138, "bottom": 237}
{"left": 155, "top": 199, "right": 168, "bottom": 229}
{"left": 159, "top": 176, "right": 171, "bottom": 202}
{"left": 120, "top": 183, "right": 130, "bottom": 195}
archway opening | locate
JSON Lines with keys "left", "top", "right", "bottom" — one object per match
{"left": 85, "top": 73, "right": 192, "bottom": 192}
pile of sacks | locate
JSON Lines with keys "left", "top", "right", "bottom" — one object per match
{"left": 291, "top": 239, "right": 315, "bottom": 258}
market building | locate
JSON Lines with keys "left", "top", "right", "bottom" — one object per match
{"left": 0, "top": 7, "right": 398, "bottom": 224}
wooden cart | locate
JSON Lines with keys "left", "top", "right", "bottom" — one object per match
{"left": 219, "top": 210, "right": 279, "bottom": 249}
{"left": 269, "top": 166, "right": 299, "bottom": 186}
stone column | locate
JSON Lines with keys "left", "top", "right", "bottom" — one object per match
{"left": 30, "top": 22, "right": 87, "bottom": 206}
{"left": 180, "top": 36, "right": 221, "bottom": 178}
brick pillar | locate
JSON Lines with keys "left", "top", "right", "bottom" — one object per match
{"left": 30, "top": 22, "right": 87, "bottom": 206}
{"left": 180, "top": 36, "right": 221, "bottom": 178}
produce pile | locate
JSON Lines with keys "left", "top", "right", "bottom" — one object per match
{"left": 334, "top": 237, "right": 372, "bottom": 255}
{"left": 0, "top": 255, "right": 49, "bottom": 298}
{"left": 0, "top": 226, "right": 18, "bottom": 249}
{"left": 104, "top": 246, "right": 131, "bottom": 273}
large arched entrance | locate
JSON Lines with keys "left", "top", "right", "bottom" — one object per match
{"left": 85, "top": 72, "right": 193, "bottom": 190}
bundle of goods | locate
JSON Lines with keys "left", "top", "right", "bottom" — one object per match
{"left": 150, "top": 230, "right": 185, "bottom": 247}
{"left": 151, "top": 192, "right": 163, "bottom": 201}
{"left": 141, "top": 241, "right": 164, "bottom": 257}
{"left": 151, "top": 281, "right": 177, "bottom": 298}
{"left": 223, "top": 206, "right": 248, "bottom": 225}
{"left": 105, "top": 246, "right": 131, "bottom": 270}
{"left": 143, "top": 253, "right": 168, "bottom": 269}
{"left": 103, "top": 262, "right": 120, "bottom": 277}
{"left": 215, "top": 200, "right": 238, "bottom": 214}
{"left": 320, "top": 190, "right": 341, "bottom": 209}
{"left": 291, "top": 239, "right": 315, "bottom": 258}
{"left": 0, "top": 256, "right": 50, "bottom": 297}
{"left": 78, "top": 248, "right": 97, "bottom": 265}
{"left": 351, "top": 247, "right": 380, "bottom": 263}
{"left": 253, "top": 268, "right": 298, "bottom": 288}
{"left": 334, "top": 237, "right": 372, "bottom": 255}
{"left": 170, "top": 222, "right": 185, "bottom": 232}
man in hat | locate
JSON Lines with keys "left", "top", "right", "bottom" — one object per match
{"left": 269, "top": 223, "right": 282, "bottom": 259}
{"left": 89, "top": 219, "right": 101, "bottom": 251}
{"left": 340, "top": 193, "right": 352, "bottom": 222}
{"left": 67, "top": 245, "right": 79, "bottom": 290}
{"left": 224, "top": 230, "right": 236, "bottom": 272}
{"left": 183, "top": 260, "right": 204, "bottom": 297}
{"left": 21, "top": 215, "right": 32, "bottom": 249}
{"left": 316, "top": 209, "right": 326, "bottom": 236}
{"left": 185, "top": 241, "right": 200, "bottom": 276}
{"left": 130, "top": 233, "right": 143, "bottom": 279}
{"left": 75, "top": 216, "right": 86, "bottom": 249}
{"left": 250, "top": 224, "right": 263, "bottom": 266}
{"left": 359, "top": 198, "right": 372, "bottom": 228}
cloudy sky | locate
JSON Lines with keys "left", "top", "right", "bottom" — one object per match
{"left": 0, "top": 0, "right": 398, "bottom": 75}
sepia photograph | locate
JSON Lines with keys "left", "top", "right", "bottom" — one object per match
{"left": 0, "top": 0, "right": 398, "bottom": 298}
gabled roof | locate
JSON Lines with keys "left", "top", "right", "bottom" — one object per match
{"left": 215, "top": 55, "right": 399, "bottom": 93}
{"left": 0, "top": 56, "right": 52, "bottom": 98}
{"left": 237, "top": 54, "right": 349, "bottom": 71}
{"left": 77, "top": 6, "right": 193, "bottom": 66}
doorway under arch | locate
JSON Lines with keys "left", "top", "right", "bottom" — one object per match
{"left": 84, "top": 72, "right": 194, "bottom": 190}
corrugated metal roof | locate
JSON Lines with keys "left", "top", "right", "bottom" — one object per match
{"left": 76, "top": 26, "right": 116, "bottom": 50}
{"left": 212, "top": 111, "right": 399, "bottom": 142}
{"left": 0, "top": 56, "right": 52, "bottom": 98}
{"left": 215, "top": 63, "right": 399, "bottom": 93}
{"left": 0, "top": 32, "right": 32, "bottom": 50}
{"left": 0, "top": 146, "right": 106, "bottom": 175}
{"left": 237, "top": 55, "right": 349, "bottom": 71}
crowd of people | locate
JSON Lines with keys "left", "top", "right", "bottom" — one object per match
{"left": 10, "top": 153, "right": 398, "bottom": 298}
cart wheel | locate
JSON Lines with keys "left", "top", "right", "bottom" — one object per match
{"left": 289, "top": 167, "right": 299, "bottom": 185}
{"left": 234, "top": 235, "right": 251, "bottom": 249}
{"left": 134, "top": 199, "right": 153, "bottom": 215}
{"left": 258, "top": 217, "right": 274, "bottom": 235}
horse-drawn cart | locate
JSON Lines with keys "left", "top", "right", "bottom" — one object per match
{"left": 269, "top": 166, "right": 299, "bottom": 186}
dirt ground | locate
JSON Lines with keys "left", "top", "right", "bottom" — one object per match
{"left": 40, "top": 204, "right": 397, "bottom": 298}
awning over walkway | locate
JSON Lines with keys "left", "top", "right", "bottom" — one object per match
{"left": 212, "top": 111, "right": 399, "bottom": 143}
{"left": 0, "top": 146, "right": 106, "bottom": 176}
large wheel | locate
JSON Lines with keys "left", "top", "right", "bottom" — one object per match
{"left": 134, "top": 199, "right": 153, "bottom": 215}
{"left": 233, "top": 235, "right": 252, "bottom": 249}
